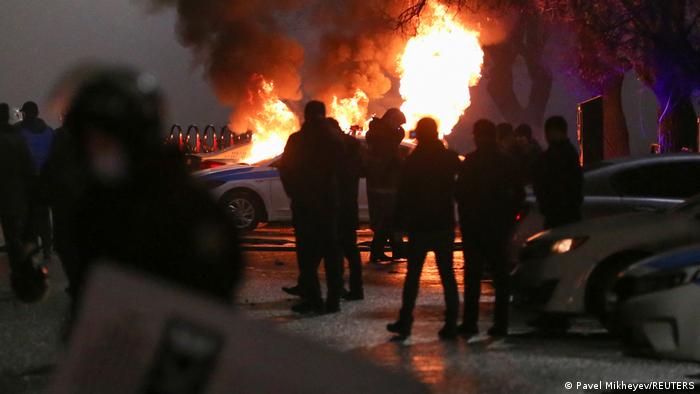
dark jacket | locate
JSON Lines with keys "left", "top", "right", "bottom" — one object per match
{"left": 0, "top": 125, "right": 34, "bottom": 216}
{"left": 16, "top": 118, "right": 54, "bottom": 173}
{"left": 396, "top": 139, "right": 461, "bottom": 233}
{"left": 533, "top": 140, "right": 583, "bottom": 227}
{"left": 69, "top": 150, "right": 242, "bottom": 302}
{"left": 512, "top": 140, "right": 543, "bottom": 184}
{"left": 456, "top": 146, "right": 525, "bottom": 233}
{"left": 338, "top": 134, "right": 362, "bottom": 230}
{"left": 41, "top": 127, "right": 85, "bottom": 253}
{"left": 365, "top": 117, "right": 404, "bottom": 193}
{"left": 279, "top": 119, "right": 344, "bottom": 219}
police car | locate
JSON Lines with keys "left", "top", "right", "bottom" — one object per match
{"left": 616, "top": 245, "right": 700, "bottom": 361}
{"left": 195, "top": 139, "right": 416, "bottom": 232}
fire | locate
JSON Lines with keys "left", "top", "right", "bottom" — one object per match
{"left": 398, "top": 0, "right": 484, "bottom": 137}
{"left": 329, "top": 89, "right": 370, "bottom": 131}
{"left": 240, "top": 79, "right": 299, "bottom": 163}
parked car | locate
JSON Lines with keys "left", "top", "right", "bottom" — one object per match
{"left": 614, "top": 245, "right": 700, "bottom": 361}
{"left": 515, "top": 154, "right": 700, "bottom": 243}
{"left": 195, "top": 138, "right": 417, "bottom": 232}
{"left": 513, "top": 194, "right": 700, "bottom": 331}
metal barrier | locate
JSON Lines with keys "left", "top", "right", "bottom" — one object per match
{"left": 166, "top": 124, "right": 254, "bottom": 154}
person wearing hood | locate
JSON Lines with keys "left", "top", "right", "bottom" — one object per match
{"left": 61, "top": 68, "right": 242, "bottom": 312}
{"left": 364, "top": 108, "right": 406, "bottom": 263}
{"left": 387, "top": 118, "right": 461, "bottom": 340}
{"left": 456, "top": 119, "right": 525, "bottom": 338}
{"left": 279, "top": 101, "right": 344, "bottom": 314}
{"left": 16, "top": 101, "right": 55, "bottom": 264}
{"left": 533, "top": 116, "right": 583, "bottom": 229}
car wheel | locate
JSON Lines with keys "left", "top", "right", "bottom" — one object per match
{"left": 220, "top": 190, "right": 262, "bottom": 232}
{"left": 588, "top": 253, "right": 648, "bottom": 334}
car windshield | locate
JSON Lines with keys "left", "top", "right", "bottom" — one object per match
{"left": 670, "top": 194, "right": 700, "bottom": 213}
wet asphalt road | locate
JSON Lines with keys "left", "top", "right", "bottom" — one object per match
{"left": 0, "top": 225, "right": 698, "bottom": 393}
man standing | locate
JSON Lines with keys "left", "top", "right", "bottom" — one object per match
{"left": 457, "top": 119, "right": 524, "bottom": 338}
{"left": 0, "top": 103, "right": 48, "bottom": 302}
{"left": 15, "top": 101, "right": 54, "bottom": 264}
{"left": 533, "top": 116, "right": 583, "bottom": 229}
{"left": 365, "top": 108, "right": 406, "bottom": 263}
{"left": 279, "top": 101, "right": 344, "bottom": 314}
{"left": 387, "top": 118, "right": 460, "bottom": 340}
{"left": 513, "top": 123, "right": 542, "bottom": 184}
{"left": 327, "top": 118, "right": 364, "bottom": 301}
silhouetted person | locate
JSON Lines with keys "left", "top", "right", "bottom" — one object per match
{"left": 513, "top": 123, "right": 542, "bottom": 184}
{"left": 15, "top": 101, "right": 54, "bottom": 264}
{"left": 497, "top": 122, "right": 516, "bottom": 156}
{"left": 42, "top": 116, "right": 84, "bottom": 300}
{"left": 533, "top": 116, "right": 583, "bottom": 229}
{"left": 279, "top": 101, "right": 344, "bottom": 314}
{"left": 328, "top": 118, "right": 364, "bottom": 301}
{"left": 61, "top": 68, "right": 242, "bottom": 311}
{"left": 457, "top": 119, "right": 524, "bottom": 338}
{"left": 387, "top": 118, "right": 460, "bottom": 340}
{"left": 0, "top": 102, "right": 48, "bottom": 302}
{"left": 365, "top": 108, "right": 406, "bottom": 263}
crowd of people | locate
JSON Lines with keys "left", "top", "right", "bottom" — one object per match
{"left": 0, "top": 67, "right": 583, "bottom": 341}
{"left": 279, "top": 101, "right": 583, "bottom": 340}
{"left": 0, "top": 68, "right": 243, "bottom": 323}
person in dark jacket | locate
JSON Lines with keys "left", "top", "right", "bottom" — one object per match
{"left": 513, "top": 123, "right": 542, "bottom": 184}
{"left": 279, "top": 101, "right": 344, "bottom": 314}
{"left": 41, "top": 118, "right": 84, "bottom": 300}
{"left": 386, "top": 117, "right": 460, "bottom": 340}
{"left": 328, "top": 118, "right": 364, "bottom": 301}
{"left": 457, "top": 119, "right": 525, "bottom": 338}
{"left": 16, "top": 101, "right": 55, "bottom": 264}
{"left": 61, "top": 68, "right": 242, "bottom": 311}
{"left": 533, "top": 116, "right": 583, "bottom": 229}
{"left": 364, "top": 108, "right": 406, "bottom": 263}
{"left": 0, "top": 102, "right": 48, "bottom": 302}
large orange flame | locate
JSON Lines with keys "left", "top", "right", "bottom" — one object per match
{"left": 240, "top": 78, "right": 299, "bottom": 163}
{"left": 329, "top": 89, "right": 370, "bottom": 131}
{"left": 398, "top": 0, "right": 484, "bottom": 137}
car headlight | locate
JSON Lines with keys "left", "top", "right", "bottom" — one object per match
{"left": 520, "top": 235, "right": 588, "bottom": 261}
{"left": 627, "top": 266, "right": 700, "bottom": 297}
{"left": 550, "top": 237, "right": 588, "bottom": 254}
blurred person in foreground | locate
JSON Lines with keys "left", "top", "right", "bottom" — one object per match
{"left": 365, "top": 108, "right": 406, "bottom": 263}
{"left": 15, "top": 101, "right": 55, "bottom": 265}
{"left": 279, "top": 101, "right": 344, "bottom": 314}
{"left": 457, "top": 119, "right": 524, "bottom": 338}
{"left": 61, "top": 68, "right": 242, "bottom": 312}
{"left": 328, "top": 118, "right": 364, "bottom": 301}
{"left": 387, "top": 118, "right": 460, "bottom": 340}
{"left": 0, "top": 103, "right": 48, "bottom": 302}
{"left": 533, "top": 116, "right": 583, "bottom": 229}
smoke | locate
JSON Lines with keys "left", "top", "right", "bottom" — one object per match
{"left": 141, "top": 0, "right": 504, "bottom": 131}
{"left": 143, "top": 0, "right": 305, "bottom": 130}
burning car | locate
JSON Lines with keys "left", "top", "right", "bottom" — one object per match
{"left": 195, "top": 138, "right": 416, "bottom": 232}
{"left": 615, "top": 245, "right": 700, "bottom": 361}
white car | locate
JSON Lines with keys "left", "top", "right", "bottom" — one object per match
{"left": 195, "top": 138, "right": 416, "bottom": 231}
{"left": 615, "top": 245, "right": 700, "bottom": 361}
{"left": 512, "top": 194, "right": 700, "bottom": 330}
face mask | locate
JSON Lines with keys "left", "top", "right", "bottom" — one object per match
{"left": 89, "top": 144, "right": 129, "bottom": 185}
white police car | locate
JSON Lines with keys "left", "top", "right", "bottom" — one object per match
{"left": 615, "top": 245, "right": 700, "bottom": 361}
{"left": 195, "top": 139, "right": 416, "bottom": 232}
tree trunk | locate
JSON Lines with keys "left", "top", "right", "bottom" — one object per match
{"left": 601, "top": 74, "right": 630, "bottom": 158}
{"left": 657, "top": 95, "right": 698, "bottom": 152}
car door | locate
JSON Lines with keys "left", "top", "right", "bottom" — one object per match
{"left": 266, "top": 159, "right": 293, "bottom": 221}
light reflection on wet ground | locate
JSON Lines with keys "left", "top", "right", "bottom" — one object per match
{"left": 239, "top": 240, "right": 700, "bottom": 394}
